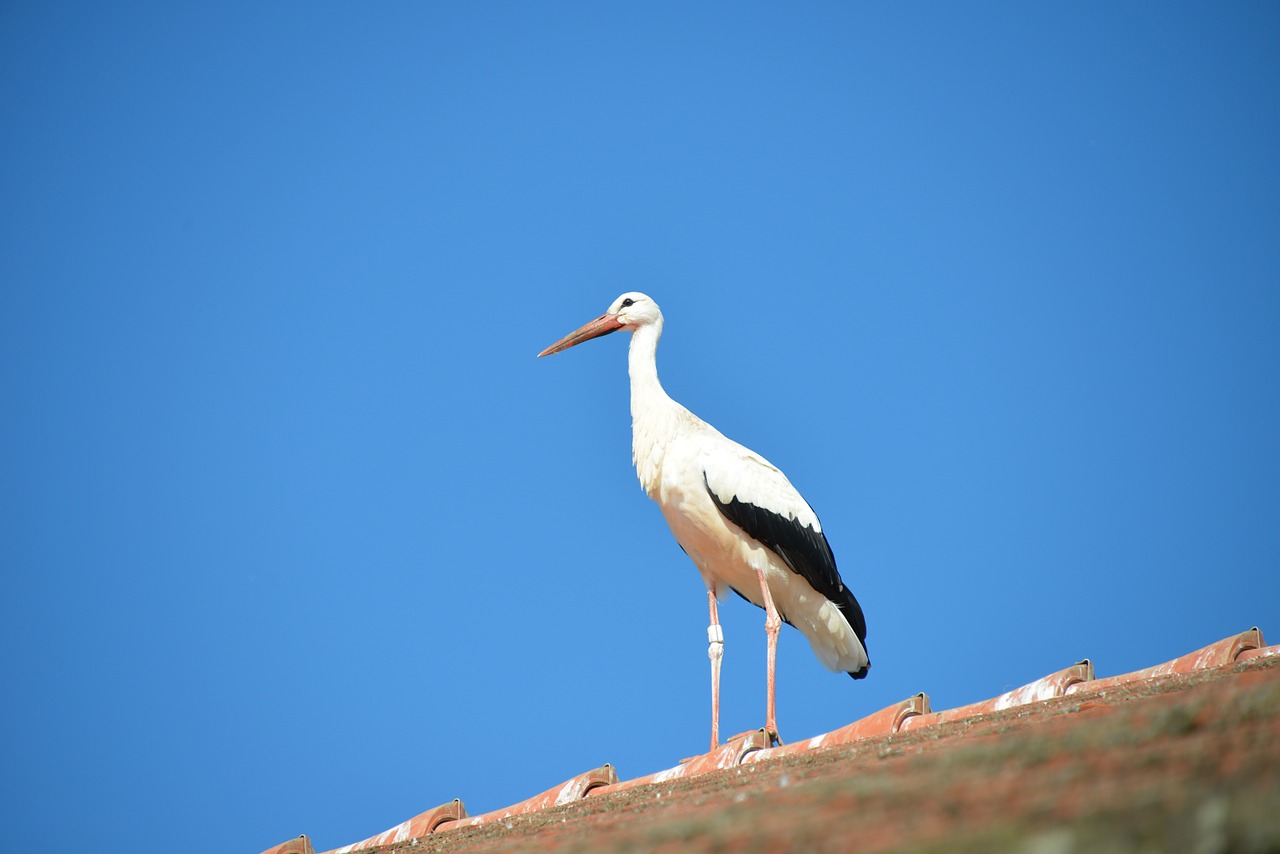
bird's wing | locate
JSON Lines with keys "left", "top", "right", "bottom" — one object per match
{"left": 701, "top": 442, "right": 868, "bottom": 646}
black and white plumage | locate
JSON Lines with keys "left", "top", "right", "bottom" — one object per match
{"left": 539, "top": 292, "right": 869, "bottom": 748}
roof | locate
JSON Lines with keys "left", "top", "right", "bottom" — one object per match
{"left": 262, "top": 628, "right": 1280, "bottom": 854}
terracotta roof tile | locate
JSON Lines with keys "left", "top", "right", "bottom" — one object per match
{"left": 259, "top": 627, "right": 1280, "bottom": 854}
{"left": 258, "top": 835, "right": 314, "bottom": 854}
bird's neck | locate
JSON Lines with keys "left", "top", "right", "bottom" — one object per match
{"left": 627, "top": 321, "right": 667, "bottom": 403}
{"left": 628, "top": 321, "right": 678, "bottom": 496}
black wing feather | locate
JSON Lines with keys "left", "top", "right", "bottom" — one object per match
{"left": 704, "top": 472, "right": 869, "bottom": 678}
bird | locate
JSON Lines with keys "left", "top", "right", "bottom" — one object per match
{"left": 538, "top": 292, "right": 869, "bottom": 750}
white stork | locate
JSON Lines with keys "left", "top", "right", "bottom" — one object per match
{"left": 538, "top": 292, "right": 869, "bottom": 749}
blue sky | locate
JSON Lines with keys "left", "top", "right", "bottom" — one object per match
{"left": 2, "top": 4, "right": 1278, "bottom": 852}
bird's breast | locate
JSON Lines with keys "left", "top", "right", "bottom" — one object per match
{"left": 631, "top": 401, "right": 698, "bottom": 498}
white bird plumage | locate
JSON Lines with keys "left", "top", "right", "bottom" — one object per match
{"left": 539, "top": 292, "right": 868, "bottom": 748}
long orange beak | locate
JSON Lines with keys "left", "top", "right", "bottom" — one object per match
{"left": 538, "top": 313, "right": 625, "bottom": 357}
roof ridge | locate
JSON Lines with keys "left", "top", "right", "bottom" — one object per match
{"left": 258, "top": 627, "right": 1277, "bottom": 854}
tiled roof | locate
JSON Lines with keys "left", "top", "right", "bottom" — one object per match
{"left": 261, "top": 627, "right": 1280, "bottom": 854}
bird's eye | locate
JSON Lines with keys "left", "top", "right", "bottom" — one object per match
{"left": 621, "top": 298, "right": 635, "bottom": 308}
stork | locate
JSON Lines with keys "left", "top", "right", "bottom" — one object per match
{"left": 538, "top": 292, "right": 869, "bottom": 750}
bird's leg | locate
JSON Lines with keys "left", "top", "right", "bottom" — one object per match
{"left": 707, "top": 588, "right": 724, "bottom": 752}
{"left": 755, "top": 567, "right": 783, "bottom": 745}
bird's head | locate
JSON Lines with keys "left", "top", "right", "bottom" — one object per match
{"left": 538, "top": 292, "right": 662, "bottom": 357}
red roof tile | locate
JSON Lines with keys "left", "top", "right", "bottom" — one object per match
{"left": 259, "top": 627, "right": 1280, "bottom": 854}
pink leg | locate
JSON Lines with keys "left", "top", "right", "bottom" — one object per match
{"left": 707, "top": 588, "right": 724, "bottom": 751}
{"left": 755, "top": 568, "right": 783, "bottom": 742}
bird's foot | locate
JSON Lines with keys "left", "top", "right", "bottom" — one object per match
{"left": 722, "top": 727, "right": 782, "bottom": 748}
{"left": 682, "top": 727, "right": 775, "bottom": 763}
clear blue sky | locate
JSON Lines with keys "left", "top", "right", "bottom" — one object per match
{"left": 3, "top": 4, "right": 1277, "bottom": 852}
